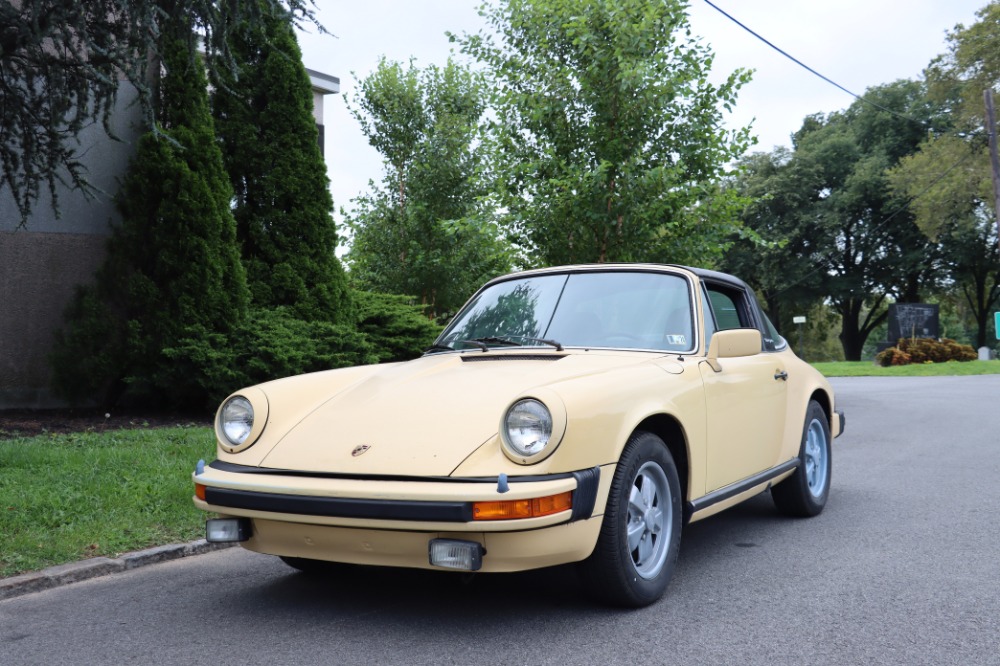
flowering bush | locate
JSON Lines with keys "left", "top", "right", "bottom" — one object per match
{"left": 875, "top": 347, "right": 912, "bottom": 366}
{"left": 875, "top": 338, "right": 977, "bottom": 366}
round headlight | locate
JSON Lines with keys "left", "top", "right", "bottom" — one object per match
{"left": 220, "top": 396, "right": 254, "bottom": 446}
{"left": 503, "top": 399, "right": 553, "bottom": 457}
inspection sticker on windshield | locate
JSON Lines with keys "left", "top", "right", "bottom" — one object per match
{"left": 665, "top": 334, "right": 687, "bottom": 346}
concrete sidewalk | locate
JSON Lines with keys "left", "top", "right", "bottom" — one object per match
{"left": 0, "top": 540, "right": 235, "bottom": 601}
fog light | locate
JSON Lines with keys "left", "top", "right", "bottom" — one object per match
{"left": 206, "top": 518, "right": 252, "bottom": 543}
{"left": 428, "top": 539, "right": 484, "bottom": 571}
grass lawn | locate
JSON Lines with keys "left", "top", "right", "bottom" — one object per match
{"left": 0, "top": 426, "right": 215, "bottom": 577}
{"left": 811, "top": 360, "right": 1000, "bottom": 377}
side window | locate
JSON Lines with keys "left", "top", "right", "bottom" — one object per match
{"left": 761, "top": 312, "right": 787, "bottom": 352}
{"left": 704, "top": 282, "right": 768, "bottom": 352}
{"left": 701, "top": 285, "right": 718, "bottom": 348}
{"left": 707, "top": 290, "right": 743, "bottom": 330}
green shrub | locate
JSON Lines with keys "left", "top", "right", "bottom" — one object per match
{"left": 229, "top": 306, "right": 378, "bottom": 388}
{"left": 51, "top": 287, "right": 127, "bottom": 405}
{"left": 218, "top": 297, "right": 440, "bottom": 392}
{"left": 354, "top": 291, "right": 442, "bottom": 363}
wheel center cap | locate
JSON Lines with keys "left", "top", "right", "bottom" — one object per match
{"left": 643, "top": 508, "right": 656, "bottom": 528}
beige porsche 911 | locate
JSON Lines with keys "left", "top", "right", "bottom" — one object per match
{"left": 194, "top": 264, "right": 844, "bottom": 607}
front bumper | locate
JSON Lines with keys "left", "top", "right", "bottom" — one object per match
{"left": 228, "top": 515, "right": 605, "bottom": 573}
{"left": 194, "top": 460, "right": 612, "bottom": 572}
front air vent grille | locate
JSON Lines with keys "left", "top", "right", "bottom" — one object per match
{"left": 461, "top": 354, "right": 564, "bottom": 363}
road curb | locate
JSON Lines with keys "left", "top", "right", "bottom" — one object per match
{"left": 0, "top": 540, "right": 236, "bottom": 601}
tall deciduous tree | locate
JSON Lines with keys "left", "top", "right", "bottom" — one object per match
{"left": 721, "top": 148, "right": 825, "bottom": 334}
{"left": 212, "top": 3, "right": 352, "bottom": 324}
{"left": 455, "top": 0, "right": 753, "bottom": 266}
{"left": 727, "top": 81, "right": 947, "bottom": 360}
{"left": 797, "top": 85, "right": 944, "bottom": 361}
{"left": 0, "top": 0, "right": 322, "bottom": 226}
{"left": 52, "top": 15, "right": 249, "bottom": 407}
{"left": 926, "top": 1, "right": 1000, "bottom": 128}
{"left": 912, "top": 2, "right": 1000, "bottom": 348}
{"left": 345, "top": 57, "right": 512, "bottom": 320}
{"left": 890, "top": 111, "right": 1000, "bottom": 349}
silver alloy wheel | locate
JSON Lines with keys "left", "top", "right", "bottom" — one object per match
{"left": 626, "top": 461, "right": 672, "bottom": 579}
{"left": 804, "top": 418, "right": 830, "bottom": 498}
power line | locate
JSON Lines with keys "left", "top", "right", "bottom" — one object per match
{"left": 701, "top": 0, "right": 931, "bottom": 128}
{"left": 697, "top": 1, "right": 985, "bottom": 296}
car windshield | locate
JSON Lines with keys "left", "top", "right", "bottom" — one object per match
{"left": 435, "top": 271, "right": 695, "bottom": 353}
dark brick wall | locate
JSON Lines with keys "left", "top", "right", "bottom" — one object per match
{"left": 0, "top": 232, "right": 108, "bottom": 407}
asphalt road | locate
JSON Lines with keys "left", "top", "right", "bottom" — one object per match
{"left": 2, "top": 375, "right": 999, "bottom": 666}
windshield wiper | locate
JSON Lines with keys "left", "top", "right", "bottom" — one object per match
{"left": 522, "top": 337, "right": 564, "bottom": 351}
{"left": 436, "top": 335, "right": 565, "bottom": 353}
{"left": 468, "top": 335, "right": 564, "bottom": 352}
{"left": 468, "top": 336, "right": 521, "bottom": 347}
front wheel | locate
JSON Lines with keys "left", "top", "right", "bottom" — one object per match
{"left": 772, "top": 400, "right": 832, "bottom": 517}
{"left": 579, "top": 431, "right": 682, "bottom": 607}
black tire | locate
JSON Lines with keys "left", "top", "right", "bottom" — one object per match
{"left": 279, "top": 555, "right": 346, "bottom": 575}
{"left": 579, "top": 431, "right": 682, "bottom": 608}
{"left": 772, "top": 400, "right": 832, "bottom": 517}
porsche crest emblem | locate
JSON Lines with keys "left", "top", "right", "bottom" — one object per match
{"left": 351, "top": 444, "right": 372, "bottom": 457}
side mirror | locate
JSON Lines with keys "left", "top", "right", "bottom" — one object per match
{"left": 705, "top": 328, "right": 762, "bottom": 372}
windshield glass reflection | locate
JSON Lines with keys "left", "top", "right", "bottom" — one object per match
{"left": 436, "top": 271, "right": 694, "bottom": 353}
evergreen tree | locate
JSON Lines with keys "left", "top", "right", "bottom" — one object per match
{"left": 52, "top": 15, "right": 250, "bottom": 407}
{"left": 212, "top": 4, "right": 352, "bottom": 324}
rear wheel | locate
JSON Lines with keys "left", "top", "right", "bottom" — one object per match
{"left": 772, "top": 400, "right": 831, "bottom": 517}
{"left": 579, "top": 431, "right": 682, "bottom": 607}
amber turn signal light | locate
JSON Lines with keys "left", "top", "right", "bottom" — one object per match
{"left": 472, "top": 491, "right": 572, "bottom": 520}
{"left": 195, "top": 483, "right": 206, "bottom": 501}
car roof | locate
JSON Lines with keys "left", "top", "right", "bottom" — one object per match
{"left": 488, "top": 263, "right": 751, "bottom": 292}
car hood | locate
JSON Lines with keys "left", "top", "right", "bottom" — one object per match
{"left": 255, "top": 350, "right": 664, "bottom": 477}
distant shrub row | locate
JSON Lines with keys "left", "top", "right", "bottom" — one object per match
{"left": 875, "top": 337, "right": 978, "bottom": 367}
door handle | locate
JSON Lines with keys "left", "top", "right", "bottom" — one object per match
{"left": 774, "top": 370, "right": 788, "bottom": 381}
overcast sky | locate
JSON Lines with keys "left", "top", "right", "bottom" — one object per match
{"left": 295, "top": 0, "right": 988, "bottom": 228}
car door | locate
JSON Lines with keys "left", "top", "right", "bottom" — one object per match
{"left": 698, "top": 282, "right": 788, "bottom": 492}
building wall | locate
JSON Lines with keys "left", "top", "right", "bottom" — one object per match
{"left": 0, "top": 232, "right": 110, "bottom": 407}
{"left": 0, "top": 85, "right": 142, "bottom": 408}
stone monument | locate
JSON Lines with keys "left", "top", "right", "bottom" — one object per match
{"left": 876, "top": 303, "right": 940, "bottom": 354}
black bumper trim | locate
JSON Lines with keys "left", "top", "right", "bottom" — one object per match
{"left": 205, "top": 486, "right": 473, "bottom": 522}
{"left": 570, "top": 467, "right": 601, "bottom": 521}
{"left": 203, "top": 465, "right": 603, "bottom": 524}
{"left": 685, "top": 458, "right": 799, "bottom": 523}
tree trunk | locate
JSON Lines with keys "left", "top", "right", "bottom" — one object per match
{"left": 838, "top": 329, "right": 865, "bottom": 362}
{"left": 838, "top": 301, "right": 865, "bottom": 361}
